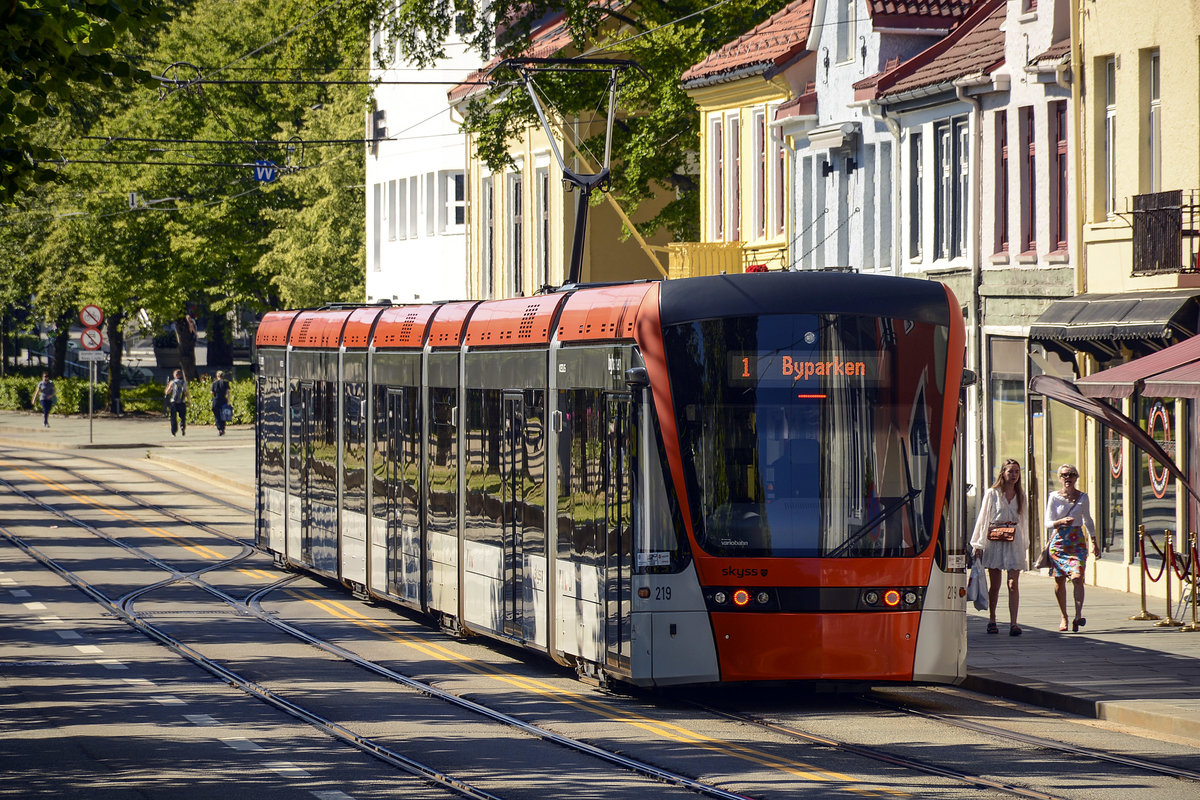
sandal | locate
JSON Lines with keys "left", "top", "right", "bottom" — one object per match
{"left": 1072, "top": 617, "right": 1086, "bottom": 632}
{"left": 1009, "top": 625, "right": 1022, "bottom": 636}
{"left": 1058, "top": 621, "right": 1069, "bottom": 632}
{"left": 986, "top": 622, "right": 999, "bottom": 634}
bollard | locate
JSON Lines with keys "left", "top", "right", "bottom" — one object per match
{"left": 1131, "top": 525, "right": 1162, "bottom": 620}
{"left": 1183, "top": 532, "right": 1200, "bottom": 632}
{"left": 1155, "top": 530, "right": 1185, "bottom": 627}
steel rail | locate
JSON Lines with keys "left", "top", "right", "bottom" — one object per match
{"left": 0, "top": 462, "right": 757, "bottom": 800}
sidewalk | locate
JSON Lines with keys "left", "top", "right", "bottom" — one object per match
{"left": 2, "top": 409, "right": 1200, "bottom": 744}
{"left": 0, "top": 408, "right": 253, "bottom": 498}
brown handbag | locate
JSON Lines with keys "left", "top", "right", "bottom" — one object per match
{"left": 987, "top": 523, "right": 1016, "bottom": 542}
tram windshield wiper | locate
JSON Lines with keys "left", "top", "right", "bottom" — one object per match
{"left": 828, "top": 440, "right": 919, "bottom": 558}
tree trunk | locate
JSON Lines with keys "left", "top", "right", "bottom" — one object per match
{"left": 53, "top": 311, "right": 72, "bottom": 379}
{"left": 0, "top": 310, "right": 8, "bottom": 378}
{"left": 174, "top": 314, "right": 198, "bottom": 381}
{"left": 206, "top": 309, "right": 233, "bottom": 368}
{"left": 106, "top": 312, "right": 124, "bottom": 414}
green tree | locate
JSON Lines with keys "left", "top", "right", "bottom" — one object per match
{"left": 0, "top": 0, "right": 166, "bottom": 203}
{"left": 379, "top": 1, "right": 788, "bottom": 240}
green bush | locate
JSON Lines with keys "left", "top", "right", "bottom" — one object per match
{"left": 0, "top": 376, "right": 107, "bottom": 415}
{"left": 183, "top": 375, "right": 255, "bottom": 426}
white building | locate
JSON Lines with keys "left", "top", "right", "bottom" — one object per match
{"left": 365, "top": 36, "right": 482, "bottom": 304}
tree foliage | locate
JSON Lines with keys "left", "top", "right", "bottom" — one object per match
{"left": 377, "top": 1, "right": 789, "bottom": 240}
{"left": 0, "top": 0, "right": 167, "bottom": 202}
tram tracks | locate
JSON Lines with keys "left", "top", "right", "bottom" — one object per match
{"left": 0, "top": 462, "right": 756, "bottom": 800}
{"left": 5, "top": 451, "right": 1199, "bottom": 800}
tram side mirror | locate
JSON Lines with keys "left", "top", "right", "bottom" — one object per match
{"left": 961, "top": 368, "right": 977, "bottom": 388}
{"left": 625, "top": 366, "right": 649, "bottom": 389}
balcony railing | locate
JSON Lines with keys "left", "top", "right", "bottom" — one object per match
{"left": 666, "top": 242, "right": 791, "bottom": 280}
{"left": 1131, "top": 189, "right": 1200, "bottom": 276}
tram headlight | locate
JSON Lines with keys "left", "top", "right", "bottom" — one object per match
{"left": 903, "top": 591, "right": 919, "bottom": 606}
{"left": 756, "top": 591, "right": 770, "bottom": 605}
{"left": 732, "top": 589, "right": 751, "bottom": 607}
{"left": 883, "top": 589, "right": 901, "bottom": 607}
{"left": 714, "top": 591, "right": 727, "bottom": 605}
{"left": 864, "top": 590, "right": 880, "bottom": 606}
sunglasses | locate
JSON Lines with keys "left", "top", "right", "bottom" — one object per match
{"left": 1059, "top": 472, "right": 1078, "bottom": 478}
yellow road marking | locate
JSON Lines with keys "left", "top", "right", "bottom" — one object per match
{"left": 289, "top": 589, "right": 903, "bottom": 795}
{"left": 2, "top": 460, "right": 229, "bottom": 562}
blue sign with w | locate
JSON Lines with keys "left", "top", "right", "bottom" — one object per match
{"left": 253, "top": 160, "right": 278, "bottom": 182}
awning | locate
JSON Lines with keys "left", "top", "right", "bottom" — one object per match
{"left": 1030, "top": 375, "right": 1200, "bottom": 502}
{"left": 1075, "top": 333, "right": 1200, "bottom": 398}
{"left": 1143, "top": 360, "right": 1200, "bottom": 398}
{"left": 1029, "top": 289, "right": 1200, "bottom": 360}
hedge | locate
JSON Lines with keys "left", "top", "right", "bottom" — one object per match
{"left": 0, "top": 375, "right": 255, "bottom": 425}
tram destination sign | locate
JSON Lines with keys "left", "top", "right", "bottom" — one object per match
{"left": 729, "top": 351, "right": 882, "bottom": 388}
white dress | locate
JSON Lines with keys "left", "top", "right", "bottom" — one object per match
{"left": 969, "top": 487, "right": 1030, "bottom": 571}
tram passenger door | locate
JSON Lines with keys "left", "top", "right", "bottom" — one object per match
{"left": 289, "top": 382, "right": 314, "bottom": 565}
{"left": 500, "top": 393, "right": 526, "bottom": 640}
{"left": 386, "top": 389, "right": 422, "bottom": 606}
{"left": 604, "top": 393, "right": 633, "bottom": 672}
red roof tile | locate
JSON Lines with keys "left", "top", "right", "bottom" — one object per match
{"left": 775, "top": 84, "right": 818, "bottom": 119}
{"left": 1032, "top": 38, "right": 1070, "bottom": 64}
{"left": 866, "top": 0, "right": 978, "bottom": 30}
{"left": 860, "top": 0, "right": 1005, "bottom": 101}
{"left": 681, "top": 1, "right": 815, "bottom": 87}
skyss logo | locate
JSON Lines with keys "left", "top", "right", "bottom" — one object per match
{"left": 721, "top": 566, "right": 769, "bottom": 579}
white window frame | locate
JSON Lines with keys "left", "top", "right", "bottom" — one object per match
{"left": 752, "top": 108, "right": 766, "bottom": 239}
{"left": 728, "top": 112, "right": 741, "bottom": 241}
{"left": 482, "top": 174, "right": 494, "bottom": 298}
{"left": 711, "top": 116, "right": 724, "bottom": 240}
{"left": 386, "top": 179, "right": 397, "bottom": 241}
{"left": 396, "top": 177, "right": 408, "bottom": 239}
{"left": 836, "top": 0, "right": 856, "bottom": 64}
{"left": 408, "top": 177, "right": 418, "bottom": 238}
{"left": 441, "top": 170, "right": 465, "bottom": 234}
{"left": 1148, "top": 50, "right": 1161, "bottom": 194}
{"left": 507, "top": 168, "right": 524, "bottom": 296}
{"left": 372, "top": 182, "right": 382, "bottom": 271}
{"left": 534, "top": 163, "right": 550, "bottom": 289}
{"left": 1104, "top": 56, "right": 1117, "bottom": 218}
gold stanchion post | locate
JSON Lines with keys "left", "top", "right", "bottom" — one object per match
{"left": 1182, "top": 532, "right": 1200, "bottom": 632}
{"left": 1131, "top": 525, "right": 1162, "bottom": 620}
{"left": 1155, "top": 530, "right": 1185, "bottom": 627}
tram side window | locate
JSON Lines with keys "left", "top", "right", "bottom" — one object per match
{"left": 639, "top": 410, "right": 688, "bottom": 573}
{"left": 371, "top": 384, "right": 390, "bottom": 522}
{"left": 311, "top": 381, "right": 338, "bottom": 508}
{"left": 427, "top": 387, "right": 458, "bottom": 537}
{"left": 343, "top": 381, "right": 367, "bottom": 515}
{"left": 557, "top": 389, "right": 603, "bottom": 567}
{"left": 260, "top": 374, "right": 284, "bottom": 492}
{"left": 464, "top": 388, "right": 504, "bottom": 548}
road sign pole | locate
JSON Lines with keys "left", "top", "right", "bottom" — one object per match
{"left": 88, "top": 360, "right": 95, "bottom": 444}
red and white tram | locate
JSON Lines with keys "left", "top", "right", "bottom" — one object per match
{"left": 255, "top": 270, "right": 969, "bottom": 687}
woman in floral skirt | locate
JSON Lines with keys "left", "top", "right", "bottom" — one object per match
{"left": 1044, "top": 464, "right": 1100, "bottom": 632}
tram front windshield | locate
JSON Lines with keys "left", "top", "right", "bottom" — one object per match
{"left": 663, "top": 313, "right": 949, "bottom": 558}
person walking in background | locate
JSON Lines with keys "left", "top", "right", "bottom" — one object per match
{"left": 970, "top": 458, "right": 1029, "bottom": 636}
{"left": 211, "top": 370, "right": 230, "bottom": 436}
{"left": 1045, "top": 464, "right": 1100, "bottom": 632}
{"left": 34, "top": 372, "right": 56, "bottom": 428}
{"left": 164, "top": 369, "right": 188, "bottom": 436}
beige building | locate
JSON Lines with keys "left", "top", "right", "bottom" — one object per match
{"left": 1030, "top": 1, "right": 1200, "bottom": 592}
{"left": 448, "top": 15, "right": 669, "bottom": 299}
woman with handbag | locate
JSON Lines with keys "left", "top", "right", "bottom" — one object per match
{"left": 1045, "top": 464, "right": 1100, "bottom": 632}
{"left": 970, "top": 459, "right": 1029, "bottom": 636}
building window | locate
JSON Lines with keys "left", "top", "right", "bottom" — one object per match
{"left": 909, "top": 131, "right": 922, "bottom": 259}
{"left": 753, "top": 108, "right": 766, "bottom": 238}
{"left": 863, "top": 143, "right": 876, "bottom": 271}
{"left": 507, "top": 171, "right": 523, "bottom": 296}
{"left": 408, "top": 177, "right": 418, "bottom": 238}
{"left": 534, "top": 165, "right": 549, "bottom": 289}
{"left": 1104, "top": 55, "right": 1117, "bottom": 217}
{"left": 1052, "top": 101, "right": 1069, "bottom": 251}
{"left": 1020, "top": 106, "right": 1036, "bottom": 254}
{"left": 397, "top": 178, "right": 408, "bottom": 238}
{"left": 387, "top": 180, "right": 397, "bottom": 241}
{"left": 728, "top": 114, "right": 741, "bottom": 241}
{"left": 372, "top": 183, "right": 382, "bottom": 271}
{"left": 995, "top": 111, "right": 1009, "bottom": 253}
{"left": 800, "top": 156, "right": 813, "bottom": 268}
{"left": 438, "top": 170, "right": 465, "bottom": 234}
{"left": 711, "top": 117, "right": 723, "bottom": 240}
{"left": 426, "top": 173, "right": 436, "bottom": 237}
{"left": 836, "top": 0, "right": 856, "bottom": 64}
{"left": 933, "top": 117, "right": 968, "bottom": 260}
{"left": 772, "top": 118, "right": 786, "bottom": 237}
{"left": 1148, "top": 49, "right": 1161, "bottom": 193}
{"left": 482, "top": 176, "right": 494, "bottom": 299}
{"left": 879, "top": 140, "right": 892, "bottom": 269}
